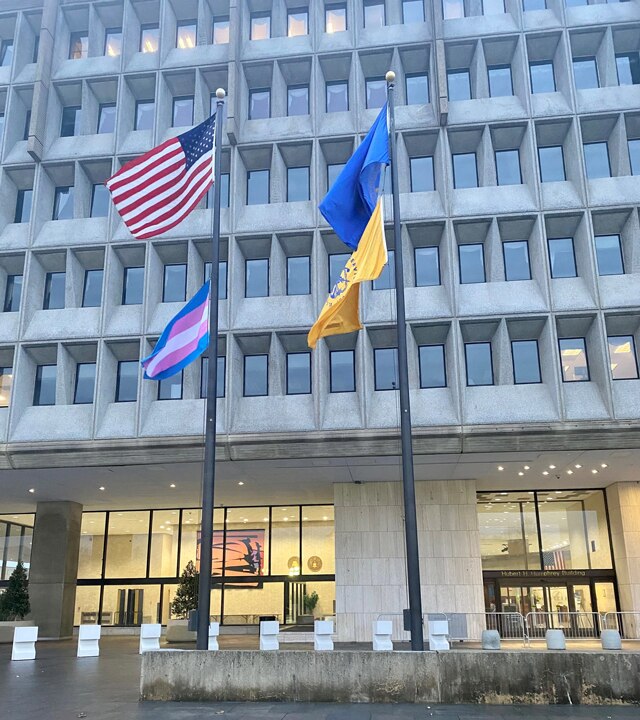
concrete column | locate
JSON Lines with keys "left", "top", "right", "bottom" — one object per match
{"left": 606, "top": 483, "right": 640, "bottom": 621}
{"left": 334, "top": 480, "right": 484, "bottom": 642}
{"left": 29, "top": 501, "right": 83, "bottom": 639}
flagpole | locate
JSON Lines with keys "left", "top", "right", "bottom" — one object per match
{"left": 196, "top": 88, "right": 226, "bottom": 650}
{"left": 386, "top": 71, "right": 424, "bottom": 651}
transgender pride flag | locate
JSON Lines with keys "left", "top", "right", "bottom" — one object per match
{"left": 141, "top": 281, "right": 210, "bottom": 380}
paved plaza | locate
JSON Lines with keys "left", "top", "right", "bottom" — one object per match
{"left": 1, "top": 637, "right": 639, "bottom": 719}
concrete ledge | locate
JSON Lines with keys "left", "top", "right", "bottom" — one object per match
{"left": 140, "top": 650, "right": 640, "bottom": 705}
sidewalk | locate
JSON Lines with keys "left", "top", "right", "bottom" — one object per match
{"left": 2, "top": 637, "right": 639, "bottom": 719}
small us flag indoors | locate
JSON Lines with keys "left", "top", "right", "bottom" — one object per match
{"left": 106, "top": 114, "right": 216, "bottom": 240}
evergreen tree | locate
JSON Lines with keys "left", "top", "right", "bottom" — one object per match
{"left": 0, "top": 561, "right": 30, "bottom": 621}
{"left": 171, "top": 560, "right": 199, "bottom": 619}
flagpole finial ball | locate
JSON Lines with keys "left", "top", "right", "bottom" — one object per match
{"left": 216, "top": 88, "right": 226, "bottom": 99}
{"left": 385, "top": 71, "right": 396, "bottom": 83}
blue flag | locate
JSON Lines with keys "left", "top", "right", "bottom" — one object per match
{"left": 319, "top": 104, "right": 389, "bottom": 251}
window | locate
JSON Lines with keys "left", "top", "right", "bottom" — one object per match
{"left": 448, "top": 70, "right": 471, "bottom": 101}
{"left": 288, "top": 9, "right": 309, "bottom": 36}
{"left": 23, "top": 110, "right": 31, "bottom": 141}
{"left": 366, "top": 78, "right": 386, "bottom": 109}
{"left": 0, "top": 113, "right": 5, "bottom": 141}
{"left": 415, "top": 246, "right": 440, "bottom": 286}
{"left": 245, "top": 258, "right": 269, "bottom": 298}
{"left": 288, "top": 85, "right": 309, "bottom": 116}
{"left": 207, "top": 174, "right": 231, "bottom": 210}
{"left": 250, "top": 13, "right": 271, "bottom": 40}
{"left": 97, "top": 104, "right": 116, "bottom": 134}
{"left": 530, "top": 61, "right": 556, "bottom": 93}
{"left": 176, "top": 21, "right": 197, "bottom": 49}
{"left": 329, "top": 253, "right": 350, "bottom": 290}
{"left": 247, "top": 170, "right": 269, "bottom": 205}
{"left": 443, "top": 0, "right": 465, "bottom": 18}
{"left": 135, "top": 100, "right": 154, "bottom": 131}
{"left": 53, "top": 186, "right": 74, "bottom": 220}
{"left": 163, "top": 264, "right": 186, "bottom": 303}
{"left": 594, "top": 235, "right": 624, "bottom": 276}
{"left": 14, "top": 189, "right": 33, "bottom": 223}
{"left": 523, "top": 0, "right": 546, "bottom": 9}
{"left": 82, "top": 269, "right": 103, "bottom": 308}
{"left": 559, "top": 338, "right": 589, "bottom": 382}
{"left": 91, "top": 184, "right": 110, "bottom": 218}
{"left": 69, "top": 32, "right": 88, "bottom": 60}
{"left": 512, "top": 340, "right": 541, "bottom": 384}
{"left": 465, "top": 342, "right": 493, "bottom": 386}
{"left": 616, "top": 53, "right": 640, "bottom": 86}
{"left": 403, "top": 0, "right": 425, "bottom": 22}
{"left": 503, "top": 241, "right": 531, "bottom": 281}
{"left": 0, "top": 39, "right": 13, "bottom": 67}
{"left": 140, "top": 25, "right": 159, "bottom": 53}
{"left": 459, "top": 243, "right": 485, "bottom": 284}
{"left": 327, "top": 163, "right": 345, "bottom": 189}
{"left": 249, "top": 89, "right": 270, "bottom": 120}
{"left": 374, "top": 348, "right": 398, "bottom": 390}
{"left": 573, "top": 57, "right": 599, "bottom": 90}
{"left": 43, "top": 271, "right": 65, "bottom": 310}
{"left": 244, "top": 355, "right": 268, "bottom": 396}
{"left": 330, "top": 350, "right": 355, "bottom": 392}
{"left": 158, "top": 372, "right": 183, "bottom": 400}
{"left": 326, "top": 5, "right": 347, "bottom": 33}
{"left": 483, "top": 0, "right": 504, "bottom": 13}
{"left": 172, "top": 96, "right": 194, "bottom": 127}
{"left": 410, "top": 156, "right": 434, "bottom": 192}
{"left": 287, "top": 256, "right": 311, "bottom": 295}
{"left": 583, "top": 142, "right": 611, "bottom": 179}
{"left": 115, "top": 360, "right": 138, "bottom": 402}
{"left": 0, "top": 366, "right": 12, "bottom": 407}
{"left": 496, "top": 149, "right": 521, "bottom": 186}
{"left": 287, "top": 353, "right": 311, "bottom": 395}
{"left": 608, "top": 336, "right": 639, "bottom": 380}
{"left": 204, "top": 261, "right": 228, "bottom": 299}
{"left": 452, "top": 152, "right": 478, "bottom": 189}
{"left": 61, "top": 106, "right": 81, "bottom": 137}
{"left": 364, "top": 0, "right": 385, "bottom": 28}
{"left": 32, "top": 35, "right": 39, "bottom": 64}
{"left": 538, "top": 145, "right": 565, "bottom": 182}
{"left": 419, "top": 345, "right": 446, "bottom": 388}
{"left": 548, "top": 237, "right": 577, "bottom": 278}
{"left": 488, "top": 65, "right": 513, "bottom": 97}
{"left": 406, "top": 73, "right": 429, "bottom": 105}
{"left": 373, "top": 250, "right": 395, "bottom": 290}
{"left": 326, "top": 81, "right": 348, "bottom": 112}
{"left": 200, "top": 356, "right": 226, "bottom": 398}
{"left": 629, "top": 139, "right": 640, "bottom": 175}
{"left": 122, "top": 267, "right": 144, "bottom": 305}
{"left": 4, "top": 275, "right": 22, "bottom": 312}
{"left": 74, "top": 363, "right": 96, "bottom": 404}
{"left": 34, "top": 365, "right": 56, "bottom": 406}
{"left": 104, "top": 28, "right": 122, "bottom": 57}
{"left": 287, "top": 167, "right": 310, "bottom": 202}
{"left": 213, "top": 17, "right": 230, "bottom": 44}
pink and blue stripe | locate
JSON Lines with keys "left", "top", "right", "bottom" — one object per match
{"left": 141, "top": 280, "right": 211, "bottom": 380}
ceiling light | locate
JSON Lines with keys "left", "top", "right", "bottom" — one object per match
{"left": 601, "top": 463, "right": 607, "bottom": 469}
{"left": 322, "top": 516, "right": 328, "bottom": 521}
{"left": 170, "top": 483, "right": 176, "bottom": 488}
{"left": 575, "top": 464, "right": 582, "bottom": 469}
{"left": 99, "top": 486, "right": 105, "bottom": 491}
{"left": 498, "top": 466, "right": 504, "bottom": 471}
{"left": 518, "top": 472, "right": 524, "bottom": 476}
{"left": 592, "top": 469, "right": 598, "bottom": 474}
{"left": 567, "top": 470, "right": 573, "bottom": 475}
{"left": 549, "top": 465, "right": 556, "bottom": 469}
{"left": 523, "top": 465, "right": 530, "bottom": 470}
{"left": 238, "top": 481, "right": 244, "bottom": 486}
{"left": 542, "top": 471, "right": 549, "bottom": 476}
{"left": 28, "top": 488, "right": 35, "bottom": 493}
{"left": 263, "top": 518, "right": 269, "bottom": 522}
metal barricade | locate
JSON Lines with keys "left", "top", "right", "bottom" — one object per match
{"left": 440, "top": 612, "right": 526, "bottom": 645}
{"left": 603, "top": 611, "right": 640, "bottom": 639}
{"left": 525, "top": 611, "right": 604, "bottom": 641}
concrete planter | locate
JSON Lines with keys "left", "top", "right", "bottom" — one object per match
{"left": 165, "top": 619, "right": 196, "bottom": 643}
{"left": 0, "top": 620, "right": 34, "bottom": 644}
{"left": 298, "top": 614, "right": 314, "bottom": 625}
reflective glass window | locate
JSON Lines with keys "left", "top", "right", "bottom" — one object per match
{"left": 201, "top": 356, "right": 226, "bottom": 399}
{"left": 287, "top": 256, "right": 311, "bottom": 296}
{"left": 287, "top": 352, "right": 311, "bottom": 395}
{"left": 403, "top": 0, "right": 425, "bottom": 22}
{"left": 373, "top": 250, "right": 395, "bottom": 290}
{"left": 530, "top": 61, "right": 556, "bottom": 93}
{"left": 123, "top": 267, "right": 144, "bottom": 305}
{"left": 97, "top": 103, "right": 116, "bottom": 134}
{"left": 608, "top": 336, "right": 639, "bottom": 380}
{"left": 443, "top": 0, "right": 465, "bottom": 18}
{"left": 4, "top": 275, "right": 22, "bottom": 312}
{"left": 329, "top": 253, "right": 350, "bottom": 291}
{"left": 204, "top": 261, "right": 228, "bottom": 300}
{"left": 616, "top": 53, "right": 640, "bottom": 86}
{"left": 249, "top": 89, "right": 270, "bottom": 120}
{"left": 104, "top": 511, "right": 150, "bottom": 578}
{"left": 250, "top": 13, "right": 271, "bottom": 40}
{"left": 406, "top": 73, "right": 429, "bottom": 105}
{"left": 595, "top": 234, "right": 624, "bottom": 276}
{"left": 573, "top": 57, "right": 599, "bottom": 90}
{"left": 326, "top": 81, "right": 348, "bottom": 112}
{"left": 245, "top": 258, "right": 269, "bottom": 298}
{"left": 415, "top": 246, "right": 440, "bottom": 286}
{"left": 366, "top": 78, "right": 386, "bottom": 109}
{"left": 538, "top": 145, "right": 565, "bottom": 182}
{"left": 523, "top": 0, "right": 546, "bottom": 9}
{"left": 91, "top": 184, "right": 110, "bottom": 218}
{"left": 452, "top": 152, "right": 478, "bottom": 188}
{"left": 559, "top": 337, "right": 589, "bottom": 382}
{"left": 512, "top": 340, "right": 541, "bottom": 384}
{"left": 149, "top": 510, "right": 179, "bottom": 579}
{"left": 14, "top": 189, "right": 32, "bottom": 223}
{"left": 172, "top": 96, "right": 194, "bottom": 127}
{"left": 34, "top": 365, "right": 56, "bottom": 406}
{"left": 503, "top": 240, "right": 531, "bottom": 281}
{"left": 410, "top": 156, "right": 434, "bottom": 192}
{"left": 488, "top": 65, "right": 513, "bottom": 97}
{"left": 69, "top": 32, "right": 88, "bottom": 60}
{"left": 326, "top": 5, "right": 347, "bottom": 32}
{"left": 483, "top": 0, "right": 504, "bottom": 13}
{"left": 629, "top": 139, "right": 640, "bottom": 175}
{"left": 213, "top": 17, "right": 230, "bottom": 44}
{"left": 135, "top": 100, "right": 154, "bottom": 131}
{"left": 374, "top": 347, "right": 398, "bottom": 390}
{"left": 74, "top": 363, "right": 96, "bottom": 404}
{"left": 0, "top": 39, "right": 13, "bottom": 67}
{"left": 288, "top": 85, "right": 309, "bottom": 116}
{"left": 419, "top": 345, "right": 446, "bottom": 388}
{"left": 82, "top": 269, "right": 103, "bottom": 307}
{"left": 0, "top": 367, "right": 14, "bottom": 407}
{"left": 43, "top": 271, "right": 65, "bottom": 309}
{"left": 32, "top": 35, "right": 39, "bottom": 64}
{"left": 465, "top": 342, "right": 493, "bottom": 386}
{"left": 244, "top": 355, "right": 268, "bottom": 396}
{"left": 158, "top": 371, "right": 183, "bottom": 400}
{"left": 61, "top": 106, "right": 81, "bottom": 137}
{"left": 288, "top": 10, "right": 309, "bottom": 36}
{"left": 327, "top": 163, "right": 345, "bottom": 189}
{"left": 104, "top": 28, "right": 122, "bottom": 57}
{"left": 23, "top": 110, "right": 31, "bottom": 141}
{"left": 287, "top": 167, "right": 310, "bottom": 202}
{"left": 447, "top": 70, "right": 471, "bottom": 100}
{"left": 496, "top": 149, "right": 521, "bottom": 185}
{"left": 207, "top": 174, "right": 230, "bottom": 209}
{"left": 583, "top": 142, "right": 611, "bottom": 179}
{"left": 140, "top": 25, "right": 159, "bottom": 53}
{"left": 548, "top": 237, "right": 577, "bottom": 278}
{"left": 247, "top": 170, "right": 269, "bottom": 204}
{"left": 330, "top": 350, "right": 355, "bottom": 392}
{"left": 459, "top": 243, "right": 485, "bottom": 284}
{"left": 116, "top": 360, "right": 138, "bottom": 402}
{"left": 176, "top": 22, "right": 197, "bottom": 49}
{"left": 163, "top": 264, "right": 187, "bottom": 303}
{"left": 364, "top": 1, "right": 385, "bottom": 28}
{"left": 78, "top": 512, "right": 106, "bottom": 579}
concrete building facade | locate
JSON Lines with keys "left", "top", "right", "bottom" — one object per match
{"left": 1, "top": 0, "right": 640, "bottom": 641}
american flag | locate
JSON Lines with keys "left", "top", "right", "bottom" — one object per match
{"left": 543, "top": 549, "right": 567, "bottom": 570}
{"left": 106, "top": 114, "right": 216, "bottom": 240}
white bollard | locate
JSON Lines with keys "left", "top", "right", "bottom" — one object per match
{"left": 314, "top": 620, "right": 334, "bottom": 651}
{"left": 546, "top": 629, "right": 566, "bottom": 650}
{"left": 428, "top": 620, "right": 450, "bottom": 651}
{"left": 259, "top": 620, "right": 279, "bottom": 650}
{"left": 481, "top": 629, "right": 501, "bottom": 650}
{"left": 139, "top": 623, "right": 162, "bottom": 654}
{"left": 12, "top": 626, "right": 38, "bottom": 661}
{"left": 77, "top": 624, "right": 101, "bottom": 657}
{"left": 601, "top": 629, "right": 622, "bottom": 650}
{"left": 208, "top": 621, "right": 220, "bottom": 651}
{"left": 372, "top": 620, "right": 393, "bottom": 651}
